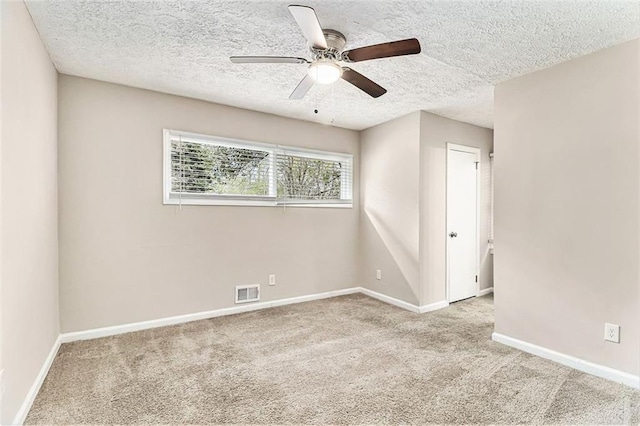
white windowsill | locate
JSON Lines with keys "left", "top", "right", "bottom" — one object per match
{"left": 278, "top": 203, "right": 353, "bottom": 209}
{"left": 163, "top": 198, "right": 353, "bottom": 209}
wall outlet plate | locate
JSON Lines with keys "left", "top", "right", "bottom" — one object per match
{"left": 376, "top": 269, "right": 382, "bottom": 280}
{"left": 268, "top": 274, "right": 276, "bottom": 286}
{"left": 604, "top": 323, "right": 620, "bottom": 343}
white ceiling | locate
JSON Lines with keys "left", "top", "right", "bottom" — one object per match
{"left": 26, "top": 0, "right": 639, "bottom": 130}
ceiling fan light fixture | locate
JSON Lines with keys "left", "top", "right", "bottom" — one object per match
{"left": 307, "top": 59, "right": 342, "bottom": 84}
{"left": 230, "top": 5, "right": 422, "bottom": 98}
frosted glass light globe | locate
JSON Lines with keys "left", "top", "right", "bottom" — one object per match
{"left": 308, "top": 60, "right": 343, "bottom": 84}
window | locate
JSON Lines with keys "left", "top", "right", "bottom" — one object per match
{"left": 163, "top": 129, "right": 353, "bottom": 207}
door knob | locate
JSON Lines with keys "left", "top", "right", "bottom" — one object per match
{"left": 449, "top": 232, "right": 458, "bottom": 238}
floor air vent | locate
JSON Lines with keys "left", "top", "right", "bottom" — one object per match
{"left": 235, "top": 284, "right": 260, "bottom": 304}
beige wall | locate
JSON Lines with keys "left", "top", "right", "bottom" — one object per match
{"left": 1, "top": 1, "right": 60, "bottom": 423}
{"left": 58, "top": 75, "right": 360, "bottom": 333}
{"left": 494, "top": 39, "right": 639, "bottom": 375}
{"left": 360, "top": 112, "right": 421, "bottom": 304}
{"left": 419, "top": 112, "right": 494, "bottom": 305}
{"left": 360, "top": 111, "right": 493, "bottom": 307}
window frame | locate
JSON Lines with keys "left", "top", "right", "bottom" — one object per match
{"left": 163, "top": 129, "right": 353, "bottom": 208}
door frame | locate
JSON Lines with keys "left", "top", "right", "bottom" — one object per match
{"left": 446, "top": 143, "right": 481, "bottom": 303}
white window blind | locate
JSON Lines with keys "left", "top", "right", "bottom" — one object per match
{"left": 170, "top": 139, "right": 275, "bottom": 200}
{"left": 276, "top": 147, "right": 352, "bottom": 205}
{"left": 163, "top": 129, "right": 353, "bottom": 207}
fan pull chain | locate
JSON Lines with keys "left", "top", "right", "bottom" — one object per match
{"left": 330, "top": 80, "right": 336, "bottom": 124}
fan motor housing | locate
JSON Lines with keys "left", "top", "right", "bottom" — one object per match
{"left": 312, "top": 29, "right": 347, "bottom": 61}
{"left": 323, "top": 29, "right": 347, "bottom": 52}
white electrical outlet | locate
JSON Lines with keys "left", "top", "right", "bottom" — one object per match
{"left": 604, "top": 323, "right": 620, "bottom": 343}
{"left": 376, "top": 269, "right": 382, "bottom": 280}
{"left": 268, "top": 274, "right": 276, "bottom": 286}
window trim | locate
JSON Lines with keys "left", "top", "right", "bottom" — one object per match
{"left": 163, "top": 129, "right": 353, "bottom": 208}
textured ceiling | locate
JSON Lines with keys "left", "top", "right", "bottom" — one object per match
{"left": 26, "top": 0, "right": 639, "bottom": 130}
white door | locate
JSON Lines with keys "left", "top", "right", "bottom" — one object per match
{"left": 447, "top": 147, "right": 478, "bottom": 303}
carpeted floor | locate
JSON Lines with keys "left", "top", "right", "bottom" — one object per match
{"left": 27, "top": 294, "right": 640, "bottom": 425}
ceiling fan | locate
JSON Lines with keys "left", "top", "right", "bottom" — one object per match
{"left": 230, "top": 4, "right": 421, "bottom": 99}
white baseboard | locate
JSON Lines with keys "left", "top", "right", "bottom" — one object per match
{"left": 492, "top": 332, "right": 640, "bottom": 389}
{"left": 419, "top": 300, "right": 449, "bottom": 313}
{"left": 358, "top": 288, "right": 449, "bottom": 315}
{"left": 478, "top": 287, "right": 494, "bottom": 297}
{"left": 60, "top": 287, "right": 361, "bottom": 343}
{"left": 12, "top": 335, "right": 62, "bottom": 425}
{"left": 358, "top": 288, "right": 421, "bottom": 313}
{"left": 61, "top": 287, "right": 451, "bottom": 344}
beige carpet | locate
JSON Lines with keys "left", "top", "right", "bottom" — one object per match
{"left": 27, "top": 294, "right": 639, "bottom": 425}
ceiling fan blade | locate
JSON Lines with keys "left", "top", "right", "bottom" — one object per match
{"left": 343, "top": 38, "right": 421, "bottom": 63}
{"left": 288, "top": 5, "right": 328, "bottom": 49}
{"left": 230, "top": 56, "right": 309, "bottom": 64}
{"left": 289, "top": 73, "right": 315, "bottom": 99}
{"left": 341, "top": 68, "right": 387, "bottom": 98}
